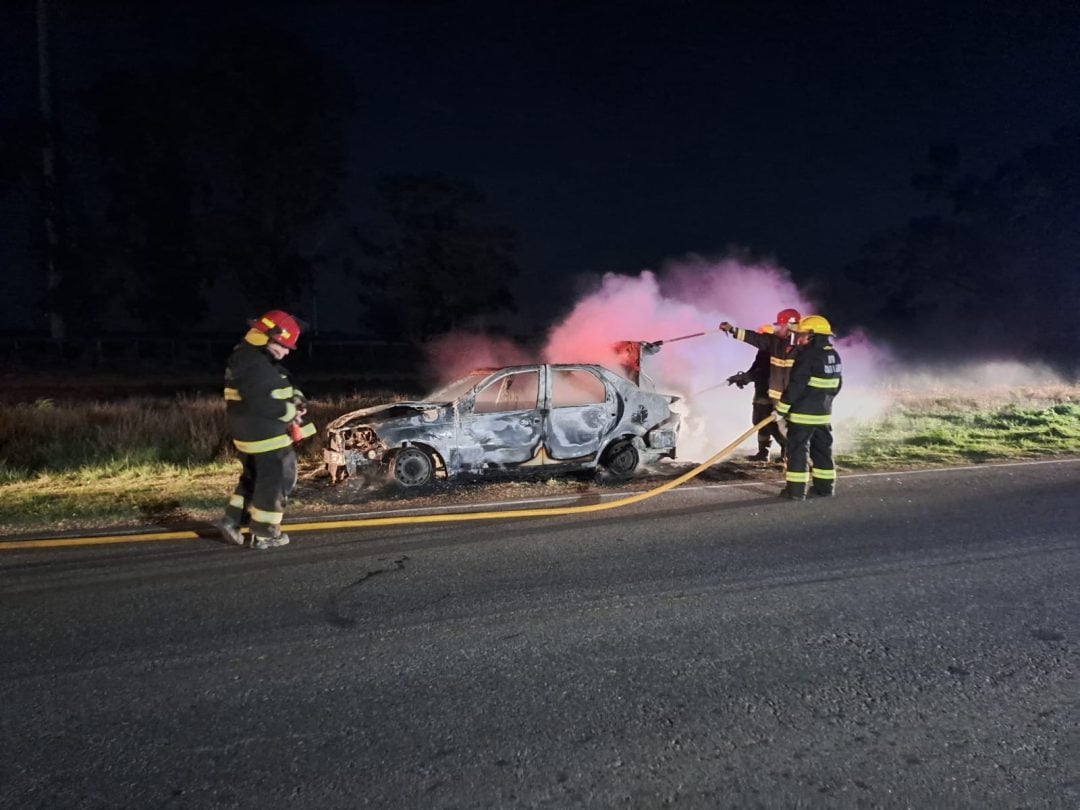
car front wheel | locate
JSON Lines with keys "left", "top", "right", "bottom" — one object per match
{"left": 392, "top": 447, "right": 435, "bottom": 487}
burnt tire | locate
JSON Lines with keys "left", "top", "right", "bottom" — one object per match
{"left": 601, "top": 439, "right": 639, "bottom": 478}
{"left": 392, "top": 447, "right": 435, "bottom": 488}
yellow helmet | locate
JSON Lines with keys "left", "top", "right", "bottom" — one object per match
{"left": 795, "top": 314, "right": 832, "bottom": 336}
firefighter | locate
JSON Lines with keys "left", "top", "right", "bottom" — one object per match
{"left": 217, "top": 310, "right": 317, "bottom": 549}
{"left": 726, "top": 324, "right": 787, "bottom": 462}
{"left": 776, "top": 314, "right": 842, "bottom": 500}
{"left": 718, "top": 307, "right": 801, "bottom": 459}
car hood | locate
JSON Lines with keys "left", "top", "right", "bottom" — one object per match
{"left": 327, "top": 401, "right": 448, "bottom": 432}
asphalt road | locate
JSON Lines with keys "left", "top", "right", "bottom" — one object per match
{"left": 2, "top": 460, "right": 1079, "bottom": 809}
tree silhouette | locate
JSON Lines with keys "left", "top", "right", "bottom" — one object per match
{"left": 86, "top": 23, "right": 349, "bottom": 328}
{"left": 835, "top": 127, "right": 1080, "bottom": 370}
{"left": 357, "top": 173, "right": 520, "bottom": 340}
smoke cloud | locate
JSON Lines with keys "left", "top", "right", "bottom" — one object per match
{"left": 424, "top": 254, "right": 1077, "bottom": 462}
{"left": 542, "top": 256, "right": 895, "bottom": 458}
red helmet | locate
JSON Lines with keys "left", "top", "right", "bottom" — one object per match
{"left": 251, "top": 310, "right": 301, "bottom": 349}
{"left": 775, "top": 308, "right": 801, "bottom": 327}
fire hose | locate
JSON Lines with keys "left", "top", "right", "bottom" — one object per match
{"left": 1, "top": 415, "right": 777, "bottom": 551}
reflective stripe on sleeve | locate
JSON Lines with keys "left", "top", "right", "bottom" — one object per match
{"left": 808, "top": 376, "right": 840, "bottom": 389}
{"left": 788, "top": 412, "right": 831, "bottom": 425}
{"left": 271, "top": 386, "right": 295, "bottom": 400}
{"left": 298, "top": 423, "right": 317, "bottom": 439}
{"left": 776, "top": 401, "right": 791, "bottom": 415}
{"left": 770, "top": 357, "right": 794, "bottom": 368}
{"left": 250, "top": 507, "right": 284, "bottom": 526}
{"left": 224, "top": 388, "right": 242, "bottom": 401}
{"left": 233, "top": 435, "right": 294, "bottom": 454}
{"left": 735, "top": 328, "right": 746, "bottom": 341}
{"left": 278, "top": 402, "right": 297, "bottom": 423}
{"left": 769, "top": 389, "right": 784, "bottom": 401}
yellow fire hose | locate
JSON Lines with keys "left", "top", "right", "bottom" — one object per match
{"left": 0, "top": 415, "right": 777, "bottom": 551}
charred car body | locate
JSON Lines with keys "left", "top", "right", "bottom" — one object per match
{"left": 324, "top": 364, "right": 680, "bottom": 487}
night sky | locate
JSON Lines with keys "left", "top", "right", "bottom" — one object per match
{"left": 2, "top": 0, "right": 1079, "bottom": 334}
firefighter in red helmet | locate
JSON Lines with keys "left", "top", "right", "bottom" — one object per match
{"left": 217, "top": 310, "right": 316, "bottom": 549}
{"left": 725, "top": 324, "right": 788, "bottom": 461}
{"left": 717, "top": 307, "right": 801, "bottom": 461}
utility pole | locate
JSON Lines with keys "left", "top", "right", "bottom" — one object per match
{"left": 37, "top": 0, "right": 65, "bottom": 340}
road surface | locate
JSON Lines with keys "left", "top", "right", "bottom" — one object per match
{"left": 2, "top": 460, "right": 1078, "bottom": 808}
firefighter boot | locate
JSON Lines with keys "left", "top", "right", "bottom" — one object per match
{"left": 252, "top": 533, "right": 291, "bottom": 550}
{"left": 779, "top": 481, "right": 807, "bottom": 501}
{"left": 811, "top": 482, "right": 835, "bottom": 498}
{"left": 216, "top": 518, "right": 245, "bottom": 546}
{"left": 746, "top": 445, "right": 770, "bottom": 462}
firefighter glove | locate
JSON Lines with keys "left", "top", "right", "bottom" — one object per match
{"left": 726, "top": 371, "right": 750, "bottom": 388}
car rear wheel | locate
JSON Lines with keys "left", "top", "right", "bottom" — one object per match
{"left": 392, "top": 447, "right": 435, "bottom": 487}
{"left": 601, "top": 439, "right": 639, "bottom": 478}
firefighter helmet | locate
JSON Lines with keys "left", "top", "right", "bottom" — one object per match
{"left": 795, "top": 314, "right": 832, "bottom": 336}
{"left": 775, "top": 308, "right": 801, "bottom": 327}
{"left": 756, "top": 324, "right": 775, "bottom": 334}
{"left": 250, "top": 310, "right": 301, "bottom": 349}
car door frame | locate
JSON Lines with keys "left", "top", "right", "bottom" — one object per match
{"left": 540, "top": 364, "right": 619, "bottom": 464}
{"left": 454, "top": 366, "right": 548, "bottom": 469}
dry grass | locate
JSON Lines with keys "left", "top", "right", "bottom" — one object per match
{"left": 0, "top": 391, "right": 404, "bottom": 479}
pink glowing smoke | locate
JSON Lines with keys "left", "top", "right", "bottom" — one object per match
{"left": 423, "top": 331, "right": 531, "bottom": 382}
{"left": 424, "top": 255, "right": 896, "bottom": 459}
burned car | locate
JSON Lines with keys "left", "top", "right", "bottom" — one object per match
{"left": 324, "top": 363, "right": 680, "bottom": 487}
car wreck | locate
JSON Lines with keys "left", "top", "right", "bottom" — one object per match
{"left": 324, "top": 363, "right": 680, "bottom": 487}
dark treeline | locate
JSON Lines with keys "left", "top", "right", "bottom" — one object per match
{"left": 1, "top": 6, "right": 1076, "bottom": 372}
{"left": 0, "top": 14, "right": 519, "bottom": 343}
{"left": 826, "top": 128, "right": 1080, "bottom": 373}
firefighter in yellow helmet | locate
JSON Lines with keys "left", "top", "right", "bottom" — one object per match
{"left": 217, "top": 310, "right": 317, "bottom": 548}
{"left": 775, "top": 315, "right": 842, "bottom": 499}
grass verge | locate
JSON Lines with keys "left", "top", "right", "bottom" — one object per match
{"left": 841, "top": 402, "right": 1080, "bottom": 468}
{"left": 1, "top": 390, "right": 1077, "bottom": 535}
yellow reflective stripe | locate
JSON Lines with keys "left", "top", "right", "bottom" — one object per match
{"left": 228, "top": 494, "right": 246, "bottom": 509}
{"left": 233, "top": 434, "right": 293, "bottom": 453}
{"left": 293, "top": 388, "right": 305, "bottom": 400}
{"left": 250, "top": 507, "right": 283, "bottom": 525}
{"left": 808, "top": 376, "right": 840, "bottom": 389}
{"left": 776, "top": 401, "right": 791, "bottom": 415}
{"left": 769, "top": 389, "right": 784, "bottom": 401}
{"left": 735, "top": 328, "right": 746, "bottom": 341}
{"left": 271, "top": 386, "right": 295, "bottom": 400}
{"left": 788, "top": 413, "right": 831, "bottom": 425}
{"left": 278, "top": 402, "right": 297, "bottom": 423}
{"left": 786, "top": 470, "right": 810, "bottom": 483}
{"left": 812, "top": 468, "right": 837, "bottom": 480}
{"left": 770, "top": 357, "right": 794, "bottom": 367}
{"left": 298, "top": 422, "right": 317, "bottom": 439}
{"left": 223, "top": 388, "right": 242, "bottom": 401}
{"left": 260, "top": 317, "right": 277, "bottom": 329}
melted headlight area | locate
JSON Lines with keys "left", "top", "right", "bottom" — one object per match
{"left": 325, "top": 425, "right": 387, "bottom": 482}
